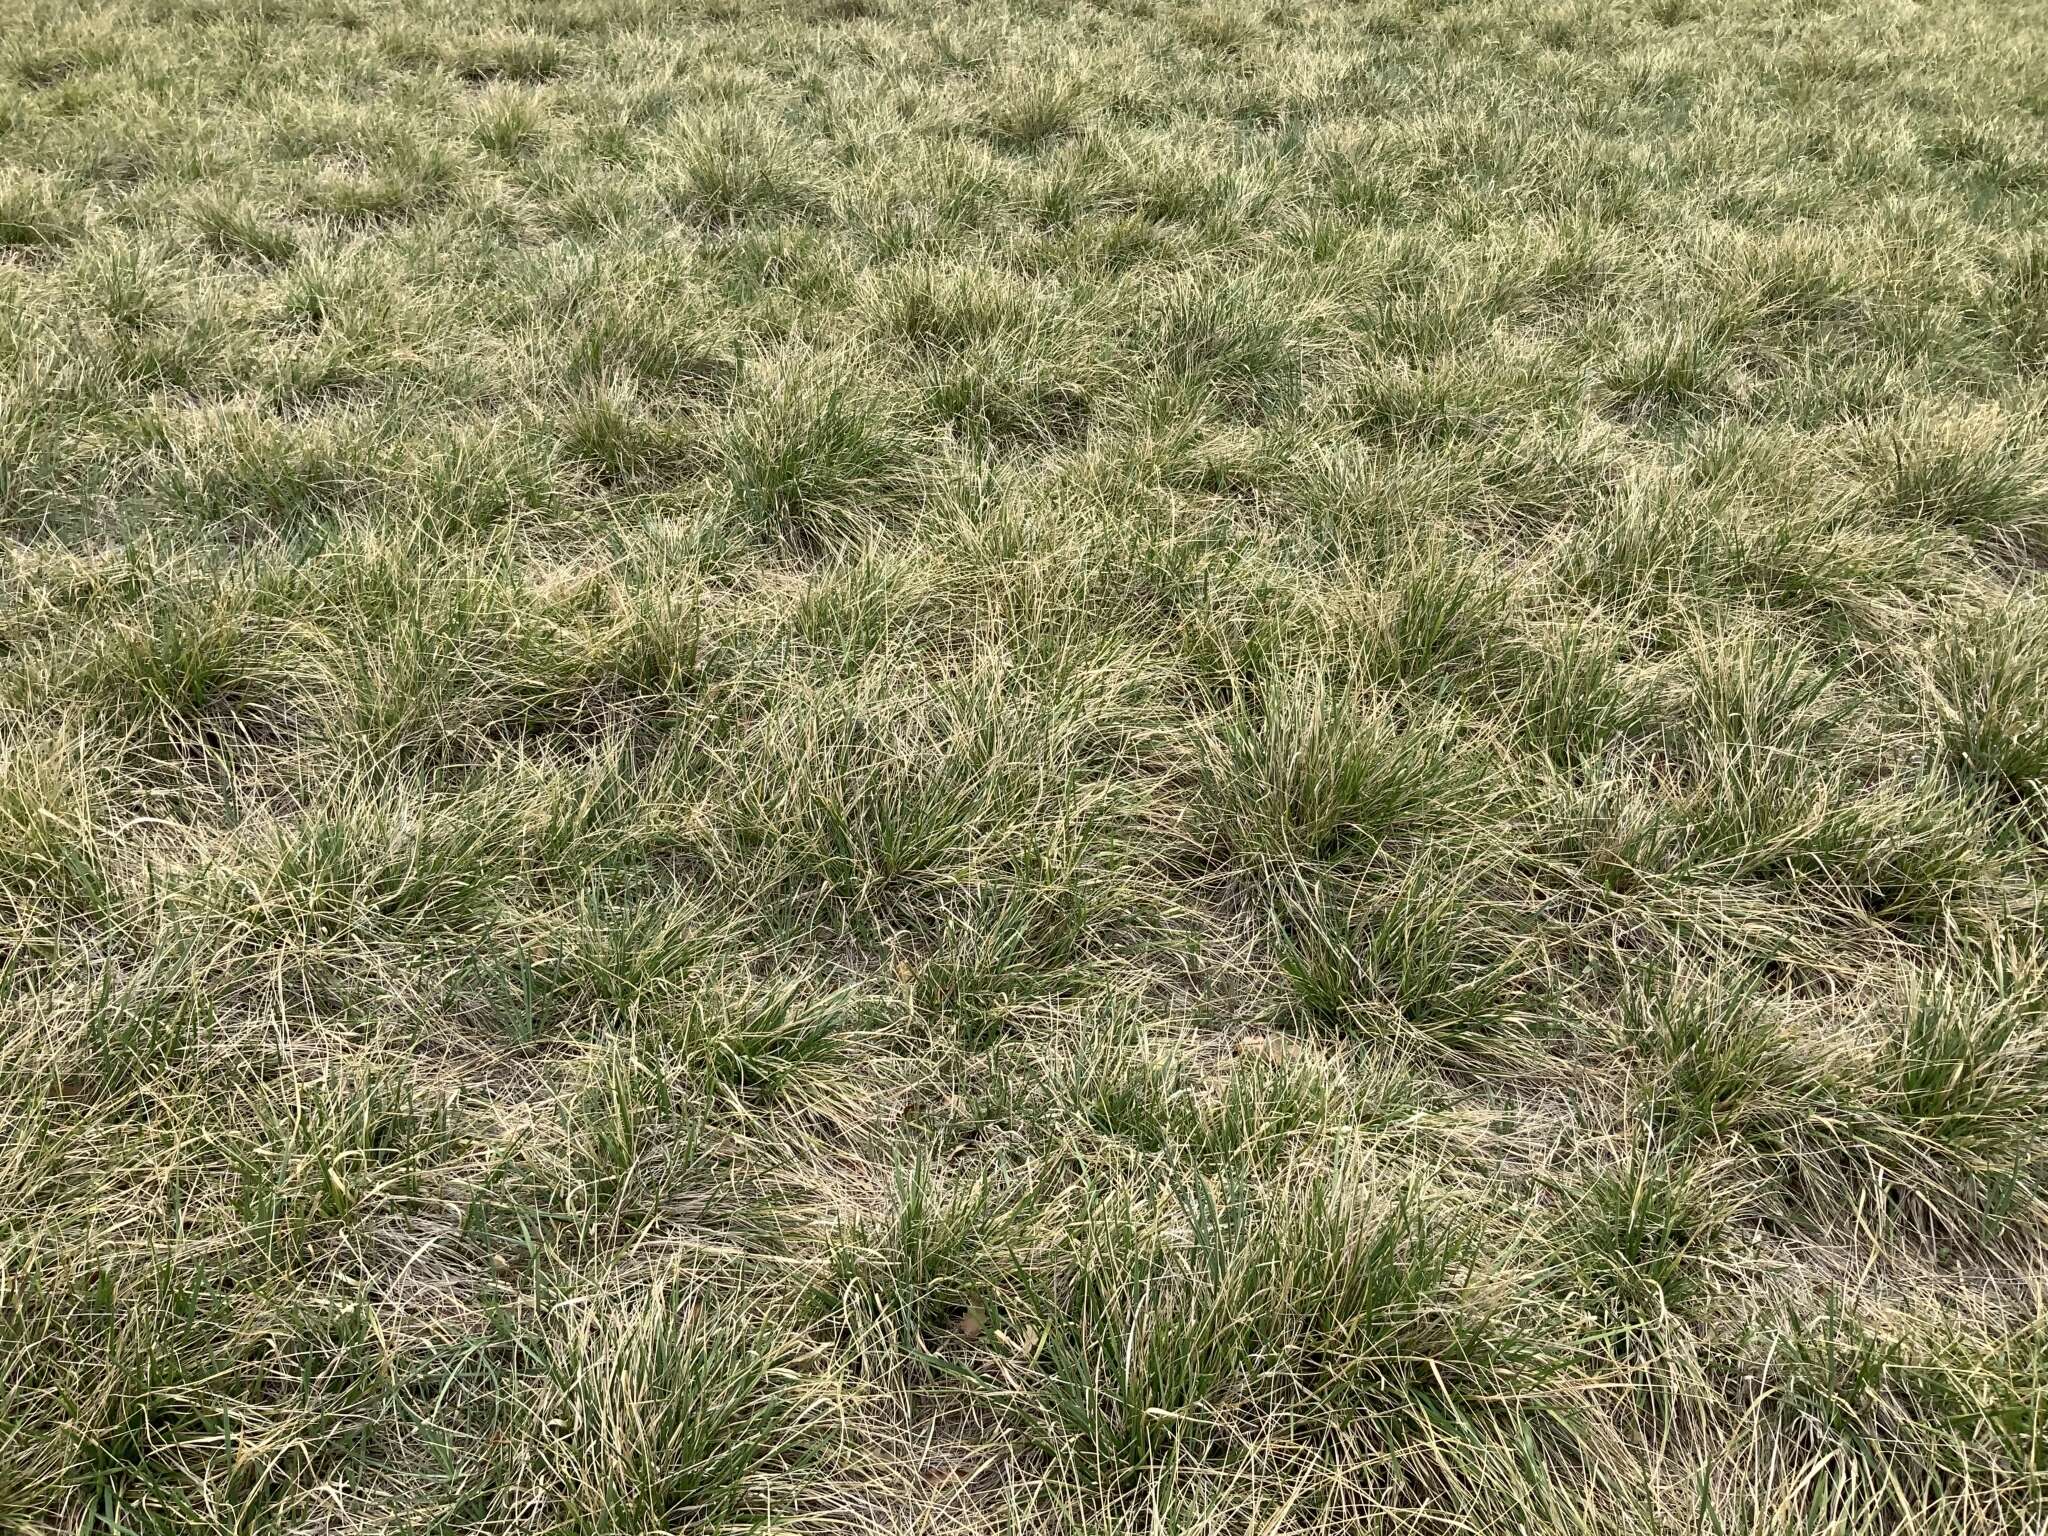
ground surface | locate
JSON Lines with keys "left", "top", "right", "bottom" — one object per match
{"left": 3, "top": 0, "right": 2048, "bottom": 1531}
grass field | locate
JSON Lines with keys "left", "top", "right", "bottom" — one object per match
{"left": 4, "top": 0, "right": 2048, "bottom": 1529}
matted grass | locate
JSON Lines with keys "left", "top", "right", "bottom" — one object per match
{"left": 3, "top": 0, "right": 2047, "bottom": 1531}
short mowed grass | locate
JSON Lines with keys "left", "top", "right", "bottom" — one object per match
{"left": 4, "top": 0, "right": 2048, "bottom": 1530}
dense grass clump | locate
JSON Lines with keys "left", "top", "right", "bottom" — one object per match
{"left": 4, "top": 0, "right": 2048, "bottom": 1530}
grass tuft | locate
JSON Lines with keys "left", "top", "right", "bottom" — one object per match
{"left": 1931, "top": 596, "right": 2048, "bottom": 794}
{"left": 509, "top": 1282, "right": 806, "bottom": 1532}
{"left": 722, "top": 354, "right": 915, "bottom": 545}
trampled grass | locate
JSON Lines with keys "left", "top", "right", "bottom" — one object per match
{"left": 2, "top": 0, "right": 2047, "bottom": 1530}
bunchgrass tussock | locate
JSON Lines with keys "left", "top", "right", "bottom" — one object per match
{"left": 982, "top": 71, "right": 1090, "bottom": 152}
{"left": 1930, "top": 594, "right": 2048, "bottom": 795}
{"left": 229, "top": 1064, "right": 454, "bottom": 1256}
{"left": 1199, "top": 677, "right": 1477, "bottom": 866}
{"left": 1864, "top": 413, "right": 2048, "bottom": 551}
{"left": 1013, "top": 1170, "right": 1587, "bottom": 1501}
{"left": 566, "top": 298, "right": 735, "bottom": 399}
{"left": 470, "top": 86, "right": 550, "bottom": 160}
{"left": 557, "top": 384, "right": 695, "bottom": 484}
{"left": 445, "top": 29, "right": 566, "bottom": 85}
{"left": 1860, "top": 964, "right": 2048, "bottom": 1236}
{"left": 661, "top": 109, "right": 821, "bottom": 229}
{"left": 506, "top": 1280, "right": 807, "bottom": 1532}
{"left": 1040, "top": 1016, "right": 1345, "bottom": 1172}
{"left": 1984, "top": 235, "right": 2048, "bottom": 371}
{"left": 76, "top": 575, "right": 264, "bottom": 728}
{"left": 815, "top": 1160, "right": 1013, "bottom": 1373}
{"left": 1153, "top": 277, "right": 1306, "bottom": 417}
{"left": 496, "top": 889, "right": 718, "bottom": 1040}
{"left": 184, "top": 192, "right": 298, "bottom": 266}
{"left": 0, "top": 170, "right": 81, "bottom": 251}
{"left": 1276, "top": 856, "right": 1531, "bottom": 1059}
{"left": 1559, "top": 1140, "right": 1728, "bottom": 1327}
{"left": 1625, "top": 971, "right": 1817, "bottom": 1150}
{"left": 1601, "top": 326, "right": 1735, "bottom": 422}
{"left": 0, "top": 744, "right": 115, "bottom": 966}
{"left": 721, "top": 352, "right": 915, "bottom": 547}
{"left": 676, "top": 981, "right": 856, "bottom": 1101}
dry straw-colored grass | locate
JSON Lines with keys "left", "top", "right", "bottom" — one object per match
{"left": 3, "top": 0, "right": 2047, "bottom": 1530}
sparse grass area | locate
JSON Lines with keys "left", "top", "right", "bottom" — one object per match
{"left": 3, "top": 0, "right": 2048, "bottom": 1530}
